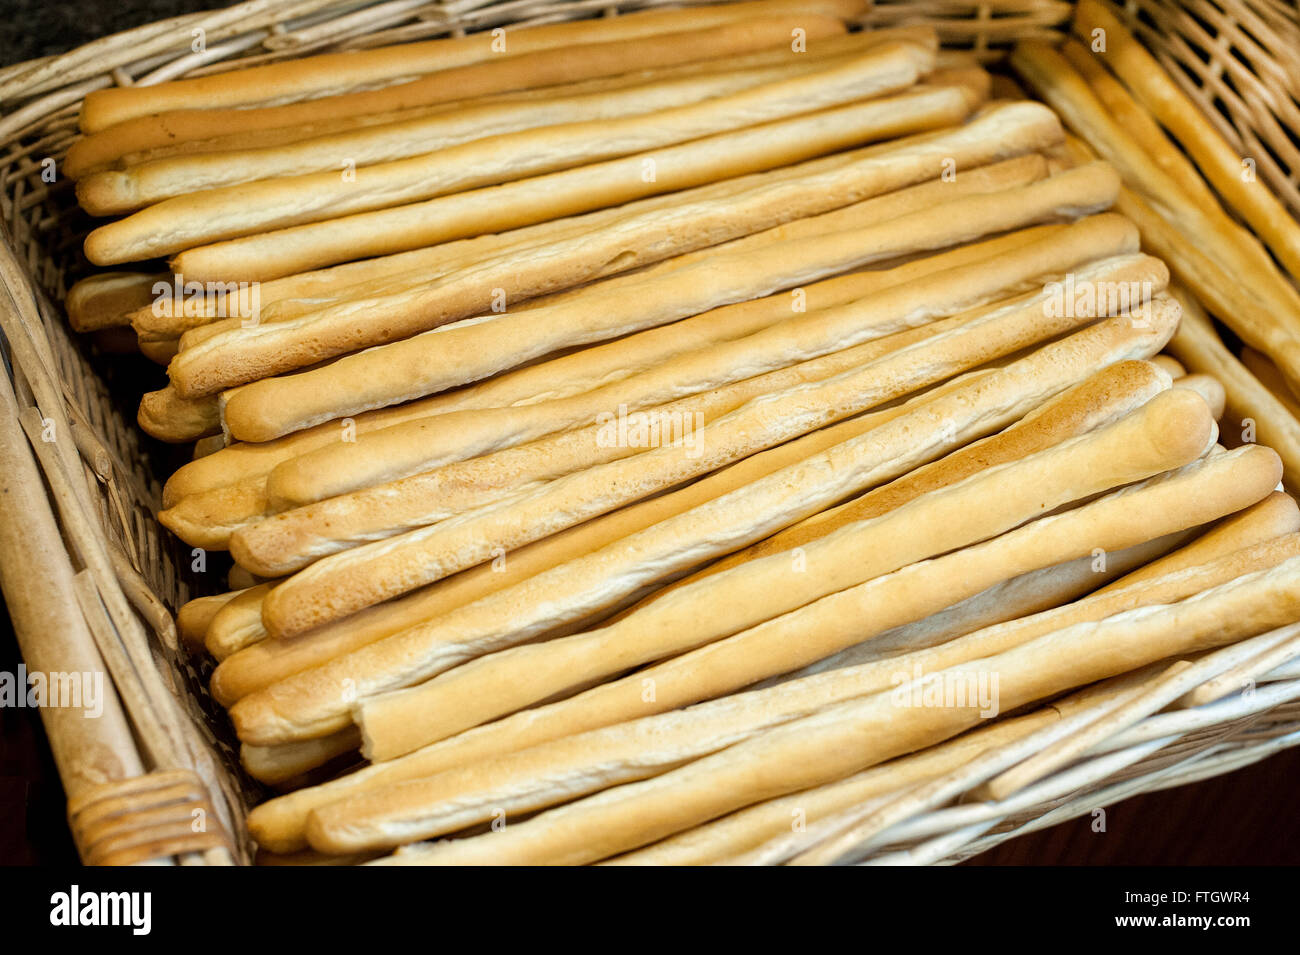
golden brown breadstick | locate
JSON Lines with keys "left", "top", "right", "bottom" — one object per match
{"left": 84, "top": 43, "right": 930, "bottom": 244}
{"left": 1240, "top": 347, "right": 1300, "bottom": 419}
{"left": 67, "top": 16, "right": 884, "bottom": 180}
{"left": 1012, "top": 42, "right": 1300, "bottom": 390}
{"left": 1164, "top": 282, "right": 1300, "bottom": 492}
{"left": 175, "top": 590, "right": 244, "bottom": 651}
{"left": 162, "top": 183, "right": 1053, "bottom": 508}
{"left": 80, "top": 58, "right": 859, "bottom": 213}
{"left": 241, "top": 729, "right": 360, "bottom": 787}
{"left": 221, "top": 151, "right": 1098, "bottom": 445}
{"left": 137, "top": 386, "right": 220, "bottom": 443}
{"left": 378, "top": 546, "right": 1300, "bottom": 865}
{"left": 79, "top": 1, "right": 864, "bottom": 131}
{"left": 167, "top": 102, "right": 1061, "bottom": 395}
{"left": 165, "top": 89, "right": 1023, "bottom": 290}
{"left": 264, "top": 208, "right": 1130, "bottom": 509}
{"left": 159, "top": 478, "right": 269, "bottom": 551}
{"left": 252, "top": 251, "right": 1161, "bottom": 629}
{"left": 65, "top": 271, "right": 162, "bottom": 332}
{"left": 1072, "top": 0, "right": 1300, "bottom": 279}
{"left": 250, "top": 497, "right": 1278, "bottom": 854}
{"left": 203, "top": 583, "right": 273, "bottom": 661}
{"left": 352, "top": 387, "right": 1213, "bottom": 758}
{"left": 230, "top": 297, "right": 1180, "bottom": 746}
{"left": 208, "top": 375, "right": 997, "bottom": 709}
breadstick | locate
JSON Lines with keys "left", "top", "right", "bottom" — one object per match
{"left": 316, "top": 475, "right": 1249, "bottom": 853}
{"left": 1163, "top": 282, "right": 1300, "bottom": 492}
{"left": 774, "top": 530, "right": 1192, "bottom": 684}
{"left": 251, "top": 485, "right": 1276, "bottom": 853}
{"left": 218, "top": 151, "right": 1093, "bottom": 445}
{"left": 164, "top": 194, "right": 1051, "bottom": 510}
{"left": 1095, "top": 490, "right": 1300, "bottom": 595}
{"left": 1012, "top": 42, "right": 1300, "bottom": 388}
{"left": 1174, "top": 374, "right": 1226, "bottom": 420}
{"left": 175, "top": 590, "right": 244, "bottom": 651}
{"left": 133, "top": 73, "right": 989, "bottom": 344}
{"left": 352, "top": 387, "right": 1213, "bottom": 757}
{"left": 192, "top": 435, "right": 225, "bottom": 459}
{"left": 159, "top": 477, "right": 269, "bottom": 551}
{"left": 165, "top": 92, "right": 1034, "bottom": 289}
{"left": 1240, "top": 347, "right": 1300, "bottom": 419}
{"left": 242, "top": 282, "right": 1147, "bottom": 573}
{"left": 65, "top": 271, "right": 162, "bottom": 332}
{"left": 1152, "top": 355, "right": 1185, "bottom": 379}
{"left": 382, "top": 547, "right": 1300, "bottom": 865}
{"left": 204, "top": 583, "right": 273, "bottom": 661}
{"left": 167, "top": 102, "right": 1061, "bottom": 393}
{"left": 138, "top": 339, "right": 178, "bottom": 365}
{"left": 67, "top": 21, "right": 901, "bottom": 181}
{"left": 253, "top": 252, "right": 1162, "bottom": 628}
{"left": 209, "top": 375, "right": 997, "bottom": 709}
{"left": 83, "top": 43, "right": 929, "bottom": 234}
{"left": 606, "top": 676, "right": 1142, "bottom": 865}
{"left": 79, "top": 1, "right": 864, "bottom": 131}
{"left": 1072, "top": 0, "right": 1300, "bottom": 279}
{"left": 81, "top": 58, "right": 862, "bottom": 212}
{"left": 241, "top": 729, "right": 360, "bottom": 787}
{"left": 264, "top": 208, "right": 1130, "bottom": 508}
{"left": 137, "top": 386, "right": 220, "bottom": 443}
{"left": 230, "top": 297, "right": 1179, "bottom": 745}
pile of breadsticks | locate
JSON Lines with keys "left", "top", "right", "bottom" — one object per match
{"left": 60, "top": 0, "right": 1300, "bottom": 864}
{"left": 1012, "top": 0, "right": 1300, "bottom": 488}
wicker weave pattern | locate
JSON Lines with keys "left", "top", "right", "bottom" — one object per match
{"left": 0, "top": 0, "right": 1298, "bottom": 866}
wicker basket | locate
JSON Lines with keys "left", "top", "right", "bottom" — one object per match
{"left": 2, "top": 0, "right": 1298, "bottom": 867}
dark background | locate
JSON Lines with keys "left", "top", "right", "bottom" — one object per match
{"left": 0, "top": 0, "right": 1296, "bottom": 867}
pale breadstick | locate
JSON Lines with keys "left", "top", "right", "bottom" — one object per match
{"left": 1164, "top": 282, "right": 1300, "bottom": 492}
{"left": 1095, "top": 490, "right": 1300, "bottom": 595}
{"left": 317, "top": 469, "right": 1259, "bottom": 853}
{"left": 209, "top": 375, "right": 998, "bottom": 709}
{"left": 137, "top": 386, "right": 220, "bottom": 443}
{"left": 167, "top": 102, "right": 1062, "bottom": 393}
{"left": 241, "top": 729, "right": 360, "bottom": 787}
{"left": 620, "top": 355, "right": 1164, "bottom": 605}
{"left": 84, "top": 43, "right": 930, "bottom": 244}
{"left": 163, "top": 189, "right": 1054, "bottom": 508}
{"left": 166, "top": 91, "right": 1026, "bottom": 290}
{"left": 1012, "top": 42, "right": 1300, "bottom": 390}
{"left": 1152, "top": 354, "right": 1185, "bottom": 379}
{"left": 80, "top": 58, "right": 862, "bottom": 213}
{"left": 204, "top": 583, "right": 273, "bottom": 661}
{"left": 352, "top": 387, "right": 1212, "bottom": 757}
{"left": 231, "top": 298, "right": 1180, "bottom": 745}
{"left": 175, "top": 590, "right": 244, "bottom": 651}
{"left": 265, "top": 207, "right": 1129, "bottom": 507}
{"left": 1174, "top": 374, "right": 1226, "bottom": 420}
{"left": 773, "top": 530, "right": 1192, "bottom": 684}
{"left": 379, "top": 548, "right": 1300, "bottom": 865}
{"left": 241, "top": 282, "right": 1147, "bottom": 575}
{"left": 249, "top": 464, "right": 1274, "bottom": 853}
{"left": 65, "top": 271, "right": 162, "bottom": 332}
{"left": 79, "top": 1, "right": 864, "bottom": 131}
{"left": 219, "top": 149, "right": 1094, "bottom": 443}
{"left": 1240, "top": 347, "right": 1300, "bottom": 419}
{"left": 253, "top": 252, "right": 1162, "bottom": 628}
{"left": 1072, "top": 0, "right": 1300, "bottom": 279}
{"left": 606, "top": 676, "right": 1143, "bottom": 865}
